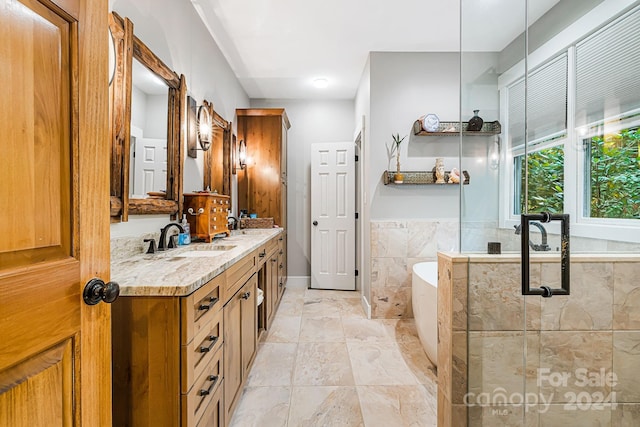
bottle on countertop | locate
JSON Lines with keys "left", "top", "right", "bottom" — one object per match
{"left": 179, "top": 214, "right": 191, "bottom": 245}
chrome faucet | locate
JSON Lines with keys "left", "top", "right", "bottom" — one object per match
{"left": 514, "top": 222, "right": 551, "bottom": 252}
{"left": 158, "top": 222, "right": 184, "bottom": 251}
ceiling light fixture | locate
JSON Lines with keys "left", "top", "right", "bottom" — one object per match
{"left": 313, "top": 78, "right": 328, "bottom": 89}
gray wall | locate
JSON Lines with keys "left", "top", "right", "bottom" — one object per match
{"left": 109, "top": 0, "right": 250, "bottom": 238}
{"left": 250, "top": 99, "right": 356, "bottom": 279}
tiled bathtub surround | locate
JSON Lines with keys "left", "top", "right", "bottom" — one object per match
{"left": 370, "top": 220, "right": 458, "bottom": 318}
{"left": 438, "top": 253, "right": 640, "bottom": 426}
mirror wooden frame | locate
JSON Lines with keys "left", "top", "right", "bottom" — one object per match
{"left": 203, "top": 108, "right": 232, "bottom": 208}
{"left": 109, "top": 12, "right": 186, "bottom": 222}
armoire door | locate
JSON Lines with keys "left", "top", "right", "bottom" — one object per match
{"left": 0, "top": 0, "right": 112, "bottom": 426}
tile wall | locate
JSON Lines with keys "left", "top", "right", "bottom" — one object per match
{"left": 370, "top": 220, "right": 459, "bottom": 318}
{"left": 438, "top": 253, "right": 640, "bottom": 426}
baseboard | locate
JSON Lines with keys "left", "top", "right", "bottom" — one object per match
{"left": 361, "top": 294, "right": 371, "bottom": 319}
{"left": 286, "top": 276, "right": 310, "bottom": 289}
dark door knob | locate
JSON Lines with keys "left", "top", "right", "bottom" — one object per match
{"left": 83, "top": 278, "right": 120, "bottom": 305}
{"left": 313, "top": 221, "right": 318, "bottom": 226}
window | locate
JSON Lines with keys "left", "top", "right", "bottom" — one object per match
{"left": 514, "top": 145, "right": 564, "bottom": 215}
{"left": 584, "top": 126, "right": 640, "bottom": 219}
{"left": 501, "top": 5, "right": 640, "bottom": 242}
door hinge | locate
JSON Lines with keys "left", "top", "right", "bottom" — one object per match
{"left": 355, "top": 269, "right": 359, "bottom": 277}
{"left": 355, "top": 154, "right": 359, "bottom": 162}
{"left": 355, "top": 212, "right": 359, "bottom": 219}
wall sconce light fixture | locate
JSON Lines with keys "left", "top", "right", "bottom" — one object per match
{"left": 108, "top": 27, "right": 116, "bottom": 86}
{"left": 197, "top": 104, "right": 212, "bottom": 151}
{"left": 187, "top": 97, "right": 213, "bottom": 158}
{"left": 238, "top": 139, "right": 247, "bottom": 170}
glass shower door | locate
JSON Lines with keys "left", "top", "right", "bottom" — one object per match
{"left": 461, "top": 0, "right": 640, "bottom": 425}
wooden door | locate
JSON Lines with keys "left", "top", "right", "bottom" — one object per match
{"left": 310, "top": 142, "right": 356, "bottom": 290}
{"left": 240, "top": 275, "right": 257, "bottom": 374}
{"left": 0, "top": 0, "right": 112, "bottom": 426}
{"left": 223, "top": 289, "right": 242, "bottom": 420}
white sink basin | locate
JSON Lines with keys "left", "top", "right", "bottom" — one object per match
{"left": 175, "top": 250, "right": 228, "bottom": 258}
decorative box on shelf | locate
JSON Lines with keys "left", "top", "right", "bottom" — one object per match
{"left": 183, "top": 192, "right": 231, "bottom": 242}
{"left": 382, "top": 170, "right": 470, "bottom": 185}
{"left": 413, "top": 120, "right": 501, "bottom": 136}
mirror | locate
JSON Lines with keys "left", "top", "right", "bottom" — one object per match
{"left": 109, "top": 12, "right": 186, "bottom": 221}
{"left": 129, "top": 59, "right": 169, "bottom": 199}
{"left": 203, "top": 109, "right": 232, "bottom": 204}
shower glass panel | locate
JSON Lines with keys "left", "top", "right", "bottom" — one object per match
{"left": 461, "top": 0, "right": 640, "bottom": 425}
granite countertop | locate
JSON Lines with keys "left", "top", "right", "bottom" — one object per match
{"left": 110, "top": 228, "right": 284, "bottom": 297}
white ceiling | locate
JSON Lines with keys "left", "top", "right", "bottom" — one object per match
{"left": 191, "top": 0, "right": 560, "bottom": 100}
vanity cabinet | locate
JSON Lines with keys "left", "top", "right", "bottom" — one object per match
{"left": 112, "top": 273, "right": 226, "bottom": 427}
{"left": 111, "top": 233, "right": 283, "bottom": 427}
{"left": 223, "top": 274, "right": 257, "bottom": 420}
{"left": 237, "top": 109, "right": 290, "bottom": 229}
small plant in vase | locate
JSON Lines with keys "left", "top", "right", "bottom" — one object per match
{"left": 387, "top": 133, "right": 406, "bottom": 183}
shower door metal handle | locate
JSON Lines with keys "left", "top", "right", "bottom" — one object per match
{"left": 521, "top": 213, "right": 570, "bottom": 298}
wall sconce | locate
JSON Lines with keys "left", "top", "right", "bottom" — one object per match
{"left": 197, "top": 104, "right": 212, "bottom": 151}
{"left": 187, "top": 97, "right": 213, "bottom": 158}
{"left": 108, "top": 27, "right": 116, "bottom": 86}
{"left": 238, "top": 139, "right": 247, "bottom": 170}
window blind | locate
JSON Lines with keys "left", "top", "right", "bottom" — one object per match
{"left": 508, "top": 54, "right": 568, "bottom": 148}
{"left": 576, "top": 7, "right": 640, "bottom": 127}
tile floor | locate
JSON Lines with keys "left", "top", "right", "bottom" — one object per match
{"left": 229, "top": 287, "right": 438, "bottom": 427}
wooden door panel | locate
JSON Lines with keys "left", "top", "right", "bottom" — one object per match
{"left": 0, "top": 0, "right": 111, "bottom": 425}
{"left": 0, "top": 340, "right": 73, "bottom": 427}
{"left": 0, "top": 0, "right": 73, "bottom": 270}
{"left": 0, "top": 260, "right": 79, "bottom": 371}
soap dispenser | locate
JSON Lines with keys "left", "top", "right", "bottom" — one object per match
{"left": 180, "top": 214, "right": 191, "bottom": 245}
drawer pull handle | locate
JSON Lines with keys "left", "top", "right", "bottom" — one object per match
{"left": 259, "top": 250, "right": 266, "bottom": 258}
{"left": 279, "top": 264, "right": 283, "bottom": 269}
{"left": 200, "top": 335, "right": 219, "bottom": 353}
{"left": 279, "top": 281, "right": 283, "bottom": 287}
{"left": 199, "top": 296, "right": 219, "bottom": 311}
{"left": 198, "top": 375, "right": 219, "bottom": 396}
{"left": 271, "top": 258, "right": 277, "bottom": 263}
{"left": 279, "top": 250, "right": 283, "bottom": 255}
{"left": 279, "top": 237, "right": 283, "bottom": 241}
{"left": 241, "top": 291, "right": 251, "bottom": 300}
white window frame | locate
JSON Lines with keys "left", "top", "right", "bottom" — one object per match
{"left": 498, "top": 1, "right": 640, "bottom": 244}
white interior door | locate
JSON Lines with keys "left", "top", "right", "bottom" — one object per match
{"left": 311, "top": 142, "right": 355, "bottom": 290}
{"left": 133, "top": 136, "right": 167, "bottom": 197}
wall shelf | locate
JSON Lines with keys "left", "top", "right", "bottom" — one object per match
{"left": 383, "top": 170, "right": 470, "bottom": 185}
{"left": 413, "top": 119, "right": 501, "bottom": 136}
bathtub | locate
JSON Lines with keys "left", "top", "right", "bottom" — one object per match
{"left": 412, "top": 262, "right": 437, "bottom": 366}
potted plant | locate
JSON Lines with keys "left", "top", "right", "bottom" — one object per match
{"left": 387, "top": 133, "right": 406, "bottom": 183}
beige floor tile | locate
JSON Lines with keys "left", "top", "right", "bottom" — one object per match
{"left": 357, "top": 385, "right": 437, "bottom": 427}
{"left": 397, "top": 336, "right": 438, "bottom": 385}
{"left": 288, "top": 386, "right": 364, "bottom": 427}
{"left": 264, "top": 315, "right": 301, "bottom": 343}
{"left": 342, "top": 318, "right": 394, "bottom": 343}
{"left": 305, "top": 289, "right": 361, "bottom": 299}
{"left": 347, "top": 342, "right": 419, "bottom": 386}
{"left": 276, "top": 296, "right": 305, "bottom": 316}
{"left": 293, "top": 342, "right": 355, "bottom": 386}
{"left": 229, "top": 386, "right": 290, "bottom": 427}
{"left": 299, "top": 315, "right": 345, "bottom": 342}
{"left": 337, "top": 298, "right": 367, "bottom": 319}
{"left": 302, "top": 298, "right": 342, "bottom": 317}
{"left": 246, "top": 343, "right": 297, "bottom": 387}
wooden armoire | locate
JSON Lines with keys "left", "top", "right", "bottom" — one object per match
{"left": 236, "top": 109, "right": 290, "bottom": 229}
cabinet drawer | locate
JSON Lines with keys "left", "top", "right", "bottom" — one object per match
{"left": 181, "top": 308, "right": 224, "bottom": 393}
{"left": 182, "top": 274, "right": 225, "bottom": 344}
{"left": 224, "top": 252, "right": 256, "bottom": 302}
{"left": 265, "top": 237, "right": 278, "bottom": 256}
{"left": 196, "top": 379, "right": 224, "bottom": 427}
{"left": 182, "top": 346, "right": 223, "bottom": 427}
